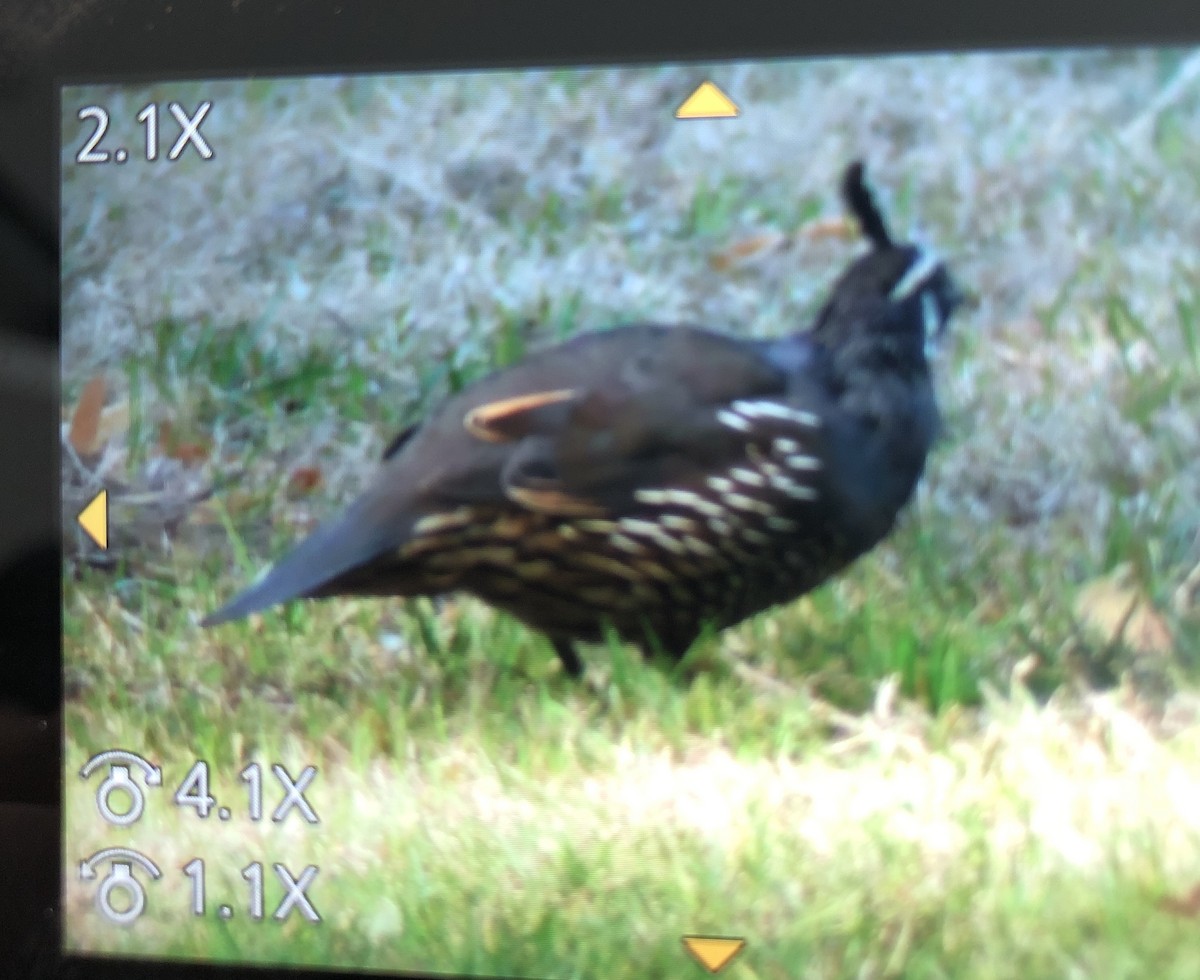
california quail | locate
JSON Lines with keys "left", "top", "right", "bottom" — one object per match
{"left": 203, "top": 161, "right": 962, "bottom": 678}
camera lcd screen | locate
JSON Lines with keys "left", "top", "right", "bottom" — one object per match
{"left": 61, "top": 48, "right": 1200, "bottom": 978}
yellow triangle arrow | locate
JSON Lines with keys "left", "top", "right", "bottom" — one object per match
{"left": 78, "top": 490, "right": 108, "bottom": 550}
{"left": 676, "top": 81, "right": 739, "bottom": 120}
{"left": 682, "top": 935, "right": 746, "bottom": 973}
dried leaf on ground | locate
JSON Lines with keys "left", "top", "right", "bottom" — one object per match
{"left": 709, "top": 230, "right": 789, "bottom": 271}
{"left": 799, "top": 215, "right": 856, "bottom": 241}
{"left": 67, "top": 375, "right": 106, "bottom": 455}
{"left": 288, "top": 466, "right": 324, "bottom": 497}
{"left": 1075, "top": 566, "right": 1173, "bottom": 657}
{"left": 158, "top": 421, "right": 211, "bottom": 466}
{"left": 1158, "top": 883, "right": 1200, "bottom": 918}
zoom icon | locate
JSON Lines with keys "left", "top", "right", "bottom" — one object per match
{"left": 80, "top": 749, "right": 163, "bottom": 826}
{"left": 79, "top": 848, "right": 163, "bottom": 925}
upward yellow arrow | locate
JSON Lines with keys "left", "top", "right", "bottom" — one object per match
{"left": 676, "top": 81, "right": 739, "bottom": 120}
{"left": 78, "top": 490, "right": 108, "bottom": 550}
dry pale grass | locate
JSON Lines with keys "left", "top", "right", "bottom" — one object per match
{"left": 60, "top": 49, "right": 1200, "bottom": 566}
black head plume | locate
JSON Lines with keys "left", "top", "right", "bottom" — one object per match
{"left": 812, "top": 161, "right": 962, "bottom": 357}
{"left": 842, "top": 160, "right": 893, "bottom": 251}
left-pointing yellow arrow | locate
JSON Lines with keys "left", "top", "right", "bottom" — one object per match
{"left": 78, "top": 490, "right": 108, "bottom": 549}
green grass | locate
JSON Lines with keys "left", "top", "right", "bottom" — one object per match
{"left": 683, "top": 177, "right": 748, "bottom": 238}
{"left": 61, "top": 613, "right": 1200, "bottom": 978}
{"left": 61, "top": 448, "right": 1200, "bottom": 976}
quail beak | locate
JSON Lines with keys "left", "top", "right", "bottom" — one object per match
{"left": 922, "top": 271, "right": 971, "bottom": 360}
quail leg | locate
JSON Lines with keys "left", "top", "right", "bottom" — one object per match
{"left": 552, "top": 640, "right": 585, "bottom": 679}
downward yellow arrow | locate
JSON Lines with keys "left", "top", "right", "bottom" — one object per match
{"left": 682, "top": 935, "right": 746, "bottom": 973}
